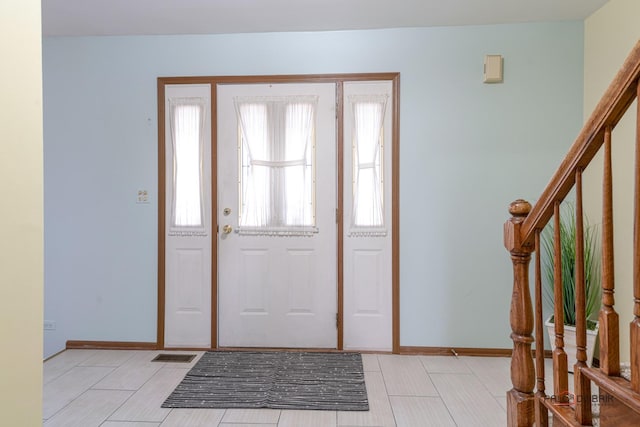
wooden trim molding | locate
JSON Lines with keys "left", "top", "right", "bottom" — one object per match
{"left": 157, "top": 73, "right": 401, "bottom": 353}
{"left": 391, "top": 73, "right": 401, "bottom": 354}
{"left": 157, "top": 80, "right": 166, "bottom": 349}
{"left": 66, "top": 340, "right": 159, "bottom": 351}
{"left": 400, "top": 346, "right": 553, "bottom": 358}
{"left": 63, "top": 341, "right": 550, "bottom": 359}
{"left": 400, "top": 346, "right": 512, "bottom": 357}
{"left": 44, "top": 348, "right": 67, "bottom": 362}
{"left": 210, "top": 83, "right": 219, "bottom": 349}
{"left": 336, "top": 80, "right": 345, "bottom": 350}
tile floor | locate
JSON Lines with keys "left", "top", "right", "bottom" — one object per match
{"left": 43, "top": 349, "right": 517, "bottom": 427}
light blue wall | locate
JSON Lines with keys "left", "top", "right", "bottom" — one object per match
{"left": 43, "top": 22, "right": 584, "bottom": 357}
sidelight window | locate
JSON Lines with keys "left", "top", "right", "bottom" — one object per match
{"left": 169, "top": 98, "right": 206, "bottom": 228}
{"left": 349, "top": 95, "right": 387, "bottom": 233}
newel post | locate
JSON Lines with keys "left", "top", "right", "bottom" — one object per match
{"left": 505, "top": 199, "right": 535, "bottom": 427}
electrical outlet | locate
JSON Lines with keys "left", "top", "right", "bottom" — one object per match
{"left": 136, "top": 189, "right": 149, "bottom": 204}
{"left": 43, "top": 320, "right": 56, "bottom": 330}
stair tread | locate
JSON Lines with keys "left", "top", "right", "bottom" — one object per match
{"left": 538, "top": 397, "right": 583, "bottom": 427}
{"left": 582, "top": 367, "right": 640, "bottom": 415}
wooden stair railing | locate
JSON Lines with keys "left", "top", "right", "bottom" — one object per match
{"left": 505, "top": 40, "right": 640, "bottom": 427}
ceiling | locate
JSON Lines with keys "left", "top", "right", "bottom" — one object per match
{"left": 42, "top": 0, "right": 609, "bottom": 37}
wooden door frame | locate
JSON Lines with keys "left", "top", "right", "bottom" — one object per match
{"left": 157, "top": 73, "right": 401, "bottom": 353}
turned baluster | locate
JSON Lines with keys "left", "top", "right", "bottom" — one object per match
{"left": 552, "top": 201, "right": 569, "bottom": 401}
{"left": 632, "top": 81, "right": 640, "bottom": 392}
{"left": 534, "top": 230, "right": 548, "bottom": 426}
{"left": 505, "top": 199, "right": 535, "bottom": 427}
{"left": 600, "top": 126, "right": 620, "bottom": 377}
{"left": 574, "top": 168, "right": 592, "bottom": 424}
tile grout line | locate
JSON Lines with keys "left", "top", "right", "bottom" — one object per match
{"left": 216, "top": 408, "right": 228, "bottom": 427}
{"left": 465, "top": 357, "right": 511, "bottom": 400}
{"left": 43, "top": 353, "right": 87, "bottom": 420}
{"left": 101, "top": 351, "right": 183, "bottom": 424}
{"left": 43, "top": 349, "right": 99, "bottom": 385}
{"left": 376, "top": 355, "right": 398, "bottom": 427}
{"left": 79, "top": 349, "right": 138, "bottom": 368}
{"left": 417, "top": 356, "right": 444, "bottom": 399}
{"left": 417, "top": 353, "right": 464, "bottom": 425}
{"left": 112, "top": 364, "right": 193, "bottom": 423}
{"left": 418, "top": 357, "right": 462, "bottom": 426}
{"left": 44, "top": 365, "right": 116, "bottom": 422}
{"left": 74, "top": 351, "right": 140, "bottom": 426}
{"left": 444, "top": 357, "right": 510, "bottom": 425}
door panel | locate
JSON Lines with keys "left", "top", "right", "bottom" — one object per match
{"left": 353, "top": 249, "right": 383, "bottom": 313}
{"left": 217, "top": 82, "right": 337, "bottom": 348}
{"left": 343, "top": 81, "right": 393, "bottom": 351}
{"left": 164, "top": 84, "right": 212, "bottom": 348}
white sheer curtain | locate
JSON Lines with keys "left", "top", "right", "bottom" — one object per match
{"left": 169, "top": 98, "right": 206, "bottom": 227}
{"left": 235, "top": 96, "right": 317, "bottom": 235}
{"left": 350, "top": 95, "right": 387, "bottom": 235}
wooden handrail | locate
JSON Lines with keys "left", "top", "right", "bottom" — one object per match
{"left": 519, "top": 41, "right": 640, "bottom": 246}
{"left": 507, "top": 40, "right": 640, "bottom": 427}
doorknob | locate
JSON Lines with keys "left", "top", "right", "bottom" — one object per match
{"left": 222, "top": 224, "right": 233, "bottom": 234}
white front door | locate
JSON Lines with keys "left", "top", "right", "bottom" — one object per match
{"left": 217, "top": 83, "right": 337, "bottom": 348}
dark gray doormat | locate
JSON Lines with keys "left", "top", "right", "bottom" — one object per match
{"left": 162, "top": 351, "right": 369, "bottom": 411}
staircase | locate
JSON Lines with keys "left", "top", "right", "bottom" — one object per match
{"left": 505, "top": 40, "right": 640, "bottom": 426}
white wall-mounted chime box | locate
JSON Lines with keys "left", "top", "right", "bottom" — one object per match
{"left": 484, "top": 54, "right": 503, "bottom": 83}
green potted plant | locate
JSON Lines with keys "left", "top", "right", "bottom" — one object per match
{"left": 542, "top": 202, "right": 601, "bottom": 370}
